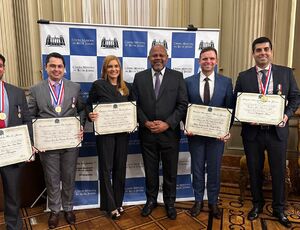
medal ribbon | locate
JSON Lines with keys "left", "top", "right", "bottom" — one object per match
{"left": 49, "top": 80, "right": 64, "bottom": 107}
{"left": 0, "top": 81, "right": 4, "bottom": 112}
{"left": 257, "top": 65, "right": 271, "bottom": 95}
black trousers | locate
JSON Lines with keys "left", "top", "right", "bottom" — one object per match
{"left": 0, "top": 163, "right": 23, "bottom": 230}
{"left": 243, "top": 127, "right": 287, "bottom": 213}
{"left": 96, "top": 133, "right": 128, "bottom": 212}
{"left": 141, "top": 139, "right": 179, "bottom": 206}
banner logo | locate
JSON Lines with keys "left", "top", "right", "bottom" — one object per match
{"left": 198, "top": 40, "right": 215, "bottom": 51}
{"left": 151, "top": 39, "right": 168, "bottom": 50}
{"left": 45, "top": 35, "right": 66, "bottom": 47}
{"left": 100, "top": 37, "right": 119, "bottom": 49}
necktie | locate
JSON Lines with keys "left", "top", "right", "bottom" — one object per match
{"left": 154, "top": 72, "right": 161, "bottom": 98}
{"left": 203, "top": 77, "right": 210, "bottom": 105}
{"left": 260, "top": 69, "right": 267, "bottom": 86}
{"left": 54, "top": 83, "right": 60, "bottom": 96}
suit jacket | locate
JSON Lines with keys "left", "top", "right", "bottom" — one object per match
{"left": 234, "top": 64, "right": 299, "bottom": 141}
{"left": 86, "top": 79, "right": 132, "bottom": 118}
{"left": 185, "top": 72, "right": 234, "bottom": 109}
{"left": 28, "top": 78, "right": 86, "bottom": 125}
{"left": 133, "top": 68, "right": 188, "bottom": 142}
{"left": 4, "top": 83, "right": 32, "bottom": 133}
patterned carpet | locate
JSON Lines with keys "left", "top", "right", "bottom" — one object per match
{"left": 1, "top": 189, "right": 300, "bottom": 229}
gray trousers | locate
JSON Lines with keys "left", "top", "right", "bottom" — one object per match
{"left": 39, "top": 148, "right": 79, "bottom": 213}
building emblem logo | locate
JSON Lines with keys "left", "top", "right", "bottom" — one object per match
{"left": 151, "top": 39, "right": 168, "bottom": 50}
{"left": 100, "top": 37, "right": 119, "bottom": 49}
{"left": 45, "top": 35, "right": 65, "bottom": 47}
{"left": 199, "top": 40, "right": 215, "bottom": 51}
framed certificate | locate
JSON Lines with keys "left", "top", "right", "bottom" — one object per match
{"left": 33, "top": 116, "right": 81, "bottom": 151}
{"left": 235, "top": 92, "right": 285, "bottom": 125}
{"left": 93, "top": 101, "right": 137, "bottom": 135}
{"left": 0, "top": 125, "right": 32, "bottom": 167}
{"left": 185, "top": 104, "right": 232, "bottom": 138}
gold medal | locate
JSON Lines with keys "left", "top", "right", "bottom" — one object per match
{"left": 0, "top": 112, "right": 6, "bottom": 120}
{"left": 55, "top": 106, "right": 62, "bottom": 113}
{"left": 261, "top": 95, "right": 268, "bottom": 102}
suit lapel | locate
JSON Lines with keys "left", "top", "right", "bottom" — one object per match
{"left": 5, "top": 83, "right": 15, "bottom": 125}
{"left": 43, "top": 79, "right": 55, "bottom": 112}
{"left": 157, "top": 68, "right": 174, "bottom": 99}
{"left": 210, "top": 73, "right": 220, "bottom": 105}
{"left": 193, "top": 74, "right": 202, "bottom": 104}
{"left": 157, "top": 69, "right": 168, "bottom": 99}
{"left": 272, "top": 65, "right": 279, "bottom": 95}
{"left": 61, "top": 78, "right": 68, "bottom": 113}
{"left": 145, "top": 70, "right": 156, "bottom": 99}
{"left": 249, "top": 67, "right": 260, "bottom": 93}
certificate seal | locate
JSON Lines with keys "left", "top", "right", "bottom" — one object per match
{"left": 55, "top": 106, "right": 62, "bottom": 113}
{"left": 0, "top": 113, "right": 7, "bottom": 120}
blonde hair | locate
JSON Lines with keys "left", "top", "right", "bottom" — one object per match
{"left": 101, "top": 55, "right": 129, "bottom": 96}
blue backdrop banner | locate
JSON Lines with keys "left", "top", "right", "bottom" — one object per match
{"left": 39, "top": 21, "right": 219, "bottom": 210}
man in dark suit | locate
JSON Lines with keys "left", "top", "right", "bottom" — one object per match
{"left": 28, "top": 52, "right": 86, "bottom": 229}
{"left": 0, "top": 54, "right": 32, "bottom": 230}
{"left": 234, "top": 37, "right": 299, "bottom": 228}
{"left": 133, "top": 44, "right": 188, "bottom": 220}
{"left": 185, "top": 47, "right": 234, "bottom": 219}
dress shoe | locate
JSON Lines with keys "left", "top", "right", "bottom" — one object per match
{"left": 48, "top": 212, "right": 59, "bottom": 229}
{"left": 190, "top": 201, "right": 203, "bottom": 217}
{"left": 118, "top": 207, "right": 124, "bottom": 214}
{"left": 108, "top": 209, "right": 121, "bottom": 220}
{"left": 141, "top": 201, "right": 157, "bottom": 217}
{"left": 64, "top": 211, "right": 76, "bottom": 224}
{"left": 273, "top": 212, "right": 292, "bottom": 228}
{"left": 208, "top": 204, "right": 221, "bottom": 219}
{"left": 165, "top": 205, "right": 177, "bottom": 220}
{"left": 247, "top": 207, "right": 263, "bottom": 221}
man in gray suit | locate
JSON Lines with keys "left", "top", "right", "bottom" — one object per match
{"left": 133, "top": 45, "right": 188, "bottom": 220}
{"left": 28, "top": 52, "right": 85, "bottom": 229}
{"left": 0, "top": 54, "right": 32, "bottom": 230}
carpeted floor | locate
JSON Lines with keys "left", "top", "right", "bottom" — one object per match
{"left": 1, "top": 186, "right": 300, "bottom": 229}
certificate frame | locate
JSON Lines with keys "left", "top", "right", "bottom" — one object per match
{"left": 235, "top": 92, "right": 285, "bottom": 125}
{"left": 32, "top": 116, "right": 81, "bottom": 151}
{"left": 185, "top": 104, "right": 232, "bottom": 138}
{"left": 0, "top": 125, "right": 32, "bottom": 167}
{"left": 93, "top": 101, "right": 137, "bottom": 135}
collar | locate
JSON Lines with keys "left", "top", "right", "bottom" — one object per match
{"left": 151, "top": 67, "right": 166, "bottom": 77}
{"left": 200, "top": 71, "right": 215, "bottom": 82}
{"left": 48, "top": 78, "right": 62, "bottom": 86}
{"left": 256, "top": 64, "right": 271, "bottom": 73}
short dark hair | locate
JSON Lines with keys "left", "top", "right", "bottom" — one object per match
{"left": 200, "top": 47, "right": 218, "bottom": 58}
{"left": 0, "top": 54, "right": 6, "bottom": 66}
{"left": 252, "top": 37, "right": 272, "bottom": 53}
{"left": 45, "top": 52, "right": 65, "bottom": 66}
